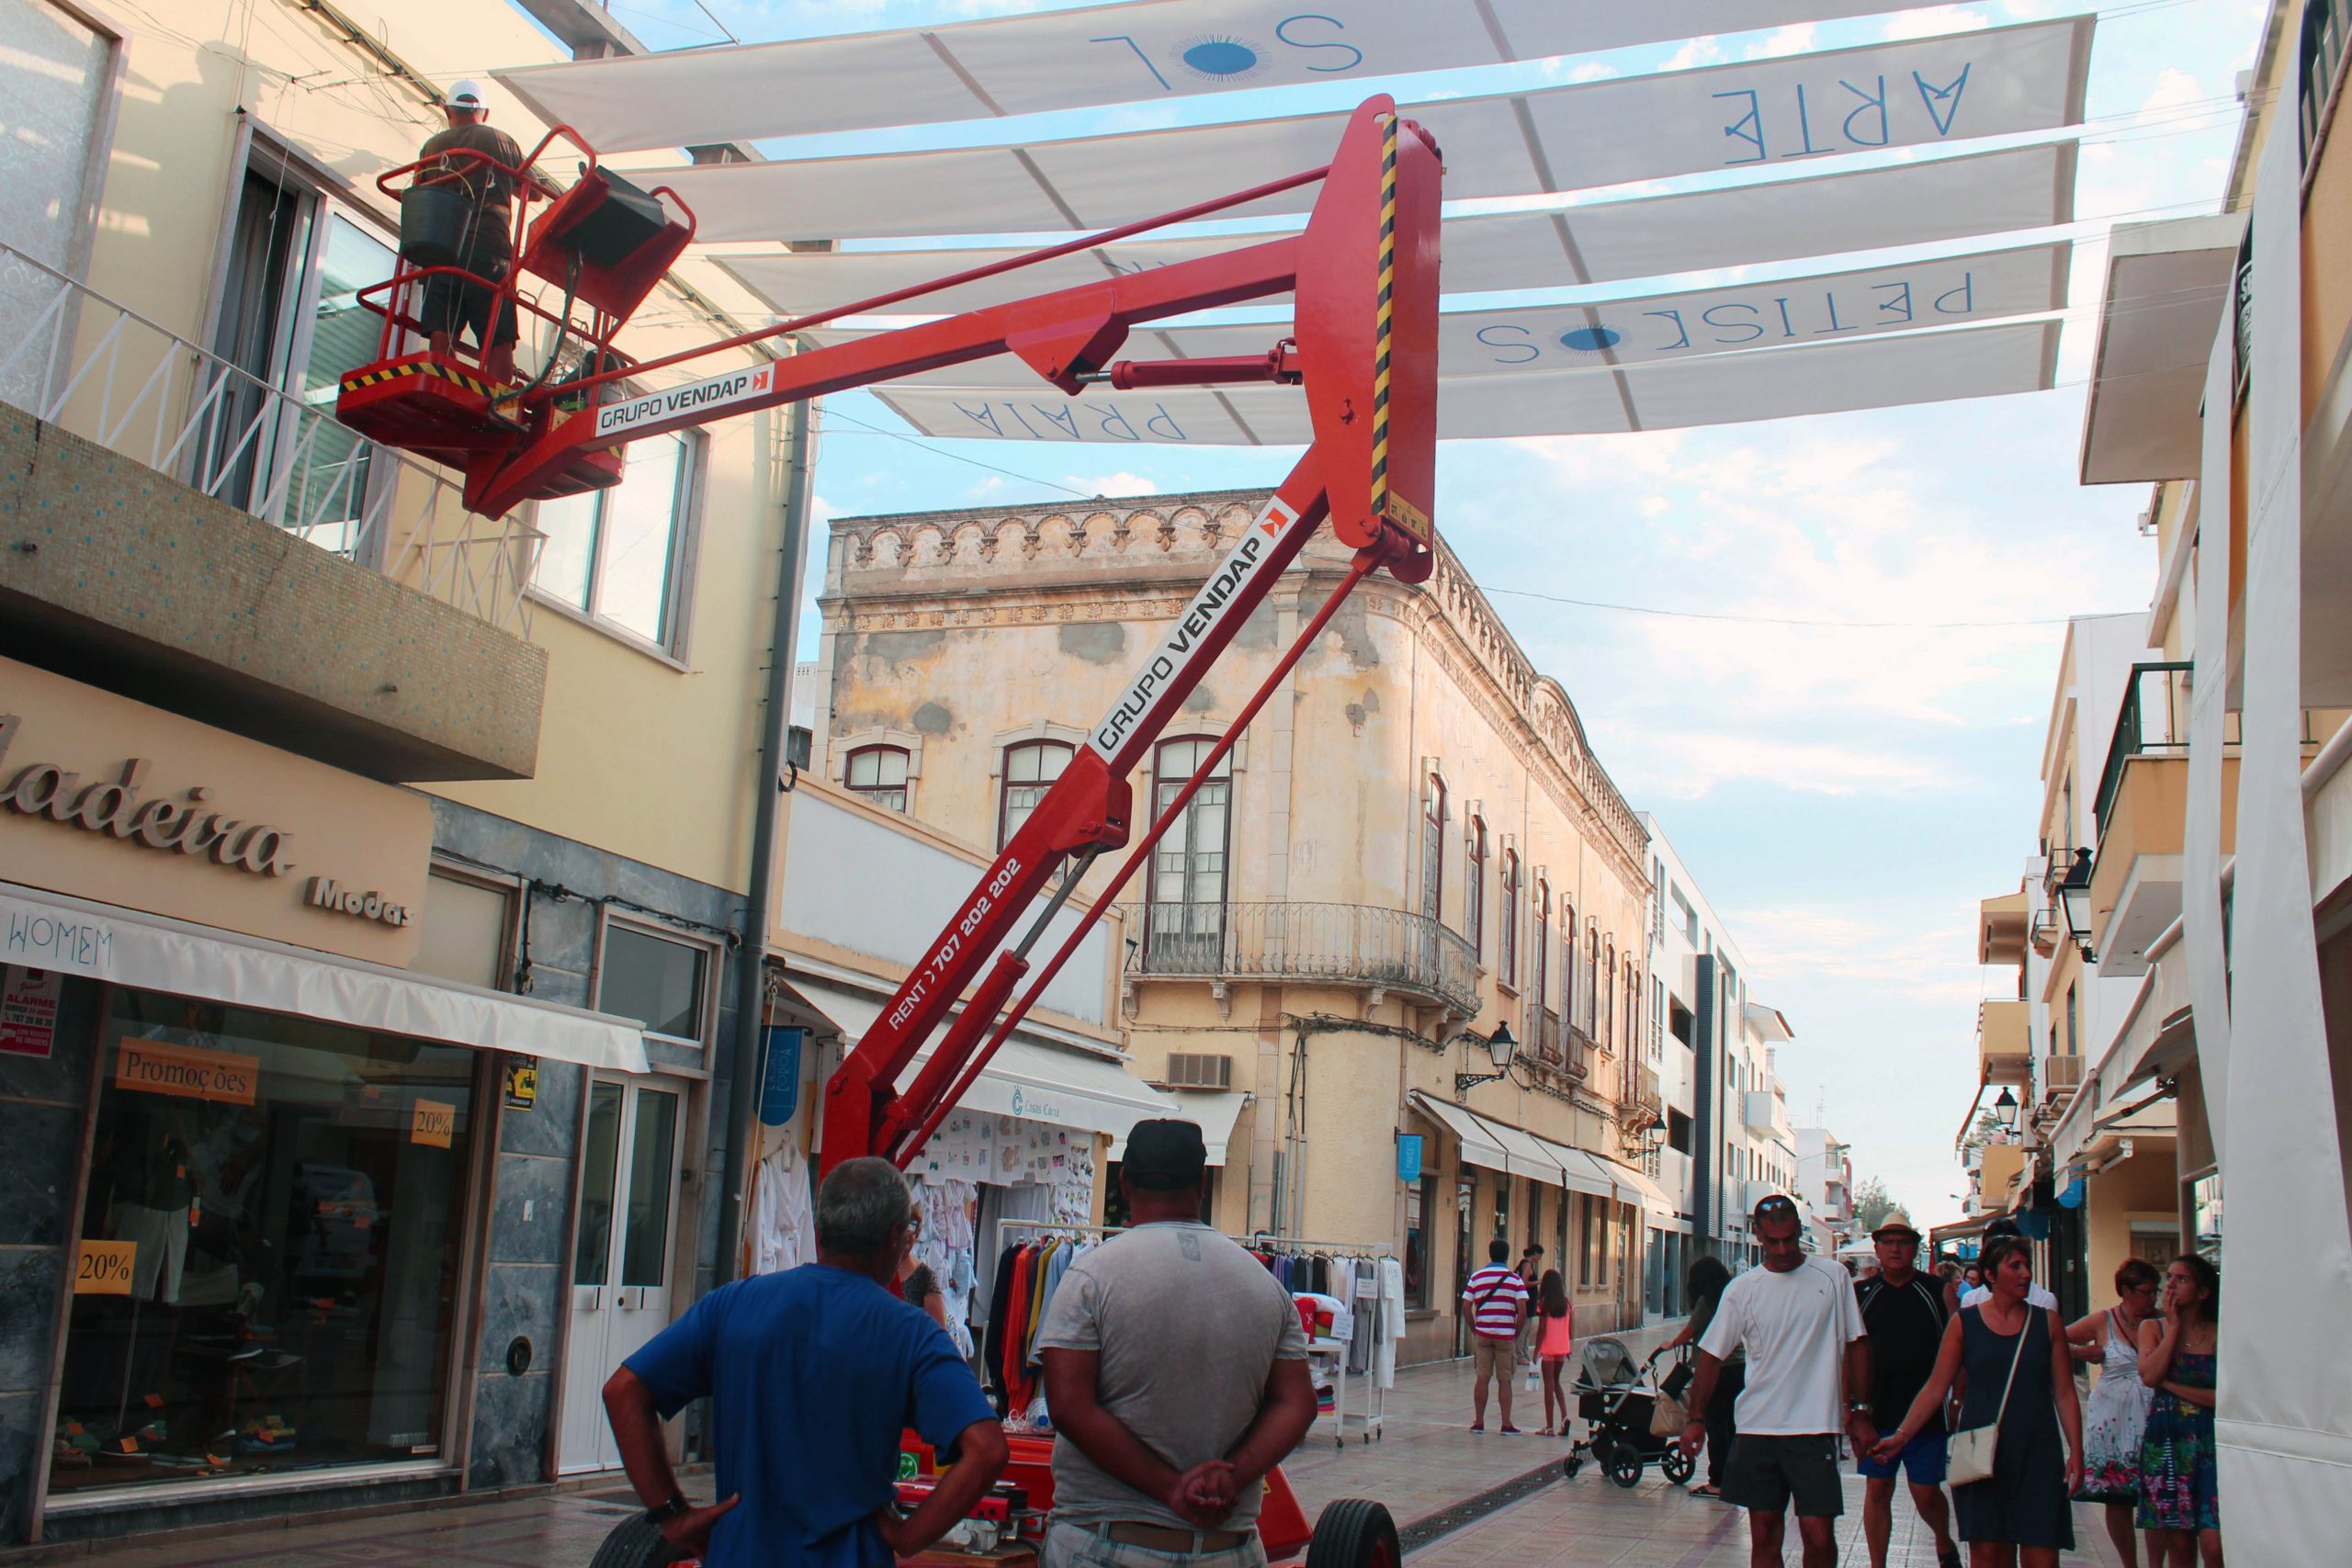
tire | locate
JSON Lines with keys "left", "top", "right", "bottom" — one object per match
{"left": 1564, "top": 1452, "right": 1584, "bottom": 1479}
{"left": 1306, "top": 1498, "right": 1400, "bottom": 1568}
{"left": 1605, "top": 1447, "right": 1645, "bottom": 1488}
{"left": 1661, "top": 1447, "right": 1695, "bottom": 1484}
{"left": 587, "top": 1515, "right": 678, "bottom": 1568}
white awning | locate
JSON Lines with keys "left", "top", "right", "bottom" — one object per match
{"left": 495, "top": 0, "right": 1971, "bottom": 153}
{"left": 1109, "top": 1089, "right": 1249, "bottom": 1167}
{"left": 779, "top": 975, "right": 1176, "bottom": 1140}
{"left": 1407, "top": 1092, "right": 1616, "bottom": 1197}
{"left": 1597, "top": 1156, "right": 1677, "bottom": 1215}
{"left": 626, "top": 21, "right": 2093, "bottom": 243}
{"left": 0, "top": 880, "right": 648, "bottom": 1072}
{"left": 874, "top": 320, "right": 2063, "bottom": 445}
{"left": 712, "top": 144, "right": 2079, "bottom": 318}
{"left": 1408, "top": 1092, "right": 1507, "bottom": 1175}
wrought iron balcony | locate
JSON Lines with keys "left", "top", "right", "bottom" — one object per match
{"left": 1122, "top": 900, "right": 1481, "bottom": 1015}
{"left": 1, "top": 243, "right": 540, "bottom": 634}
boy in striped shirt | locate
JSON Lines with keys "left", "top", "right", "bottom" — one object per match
{"left": 1463, "top": 1239, "right": 1531, "bottom": 1433}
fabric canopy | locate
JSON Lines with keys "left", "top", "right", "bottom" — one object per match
{"left": 806, "top": 243, "right": 2069, "bottom": 388}
{"left": 1407, "top": 1092, "right": 1620, "bottom": 1199}
{"left": 0, "top": 880, "right": 648, "bottom": 1072}
{"left": 782, "top": 974, "right": 1177, "bottom": 1140}
{"left": 873, "top": 319, "right": 2062, "bottom": 445}
{"left": 1107, "top": 1088, "right": 1248, "bottom": 1166}
{"left": 631, "top": 20, "right": 2093, "bottom": 243}
{"left": 714, "top": 142, "right": 2077, "bottom": 319}
{"left": 497, "top": 0, "right": 1966, "bottom": 153}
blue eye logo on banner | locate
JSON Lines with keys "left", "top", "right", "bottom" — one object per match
{"left": 758, "top": 1026, "right": 804, "bottom": 1128}
{"left": 1396, "top": 1134, "right": 1423, "bottom": 1186}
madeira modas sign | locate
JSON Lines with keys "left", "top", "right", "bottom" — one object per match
{"left": 0, "top": 657, "right": 432, "bottom": 967}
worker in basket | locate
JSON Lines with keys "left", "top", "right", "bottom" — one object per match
{"left": 412, "top": 81, "right": 534, "bottom": 382}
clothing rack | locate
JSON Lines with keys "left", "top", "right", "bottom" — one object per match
{"left": 1244, "top": 1234, "right": 1391, "bottom": 1448}
{"left": 998, "top": 1219, "right": 1128, "bottom": 1239}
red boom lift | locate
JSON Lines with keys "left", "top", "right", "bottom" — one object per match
{"left": 343, "top": 95, "right": 1442, "bottom": 1568}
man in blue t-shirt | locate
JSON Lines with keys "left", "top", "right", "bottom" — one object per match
{"left": 605, "top": 1156, "right": 1007, "bottom": 1567}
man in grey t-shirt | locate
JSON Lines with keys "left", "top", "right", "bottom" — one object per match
{"left": 1039, "top": 1121, "right": 1317, "bottom": 1568}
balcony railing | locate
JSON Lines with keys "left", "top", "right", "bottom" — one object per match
{"left": 1123, "top": 900, "right": 1481, "bottom": 1014}
{"left": 2093, "top": 662, "right": 2189, "bottom": 839}
{"left": 0, "top": 244, "right": 539, "bottom": 635}
{"left": 1532, "top": 1007, "right": 1565, "bottom": 1066}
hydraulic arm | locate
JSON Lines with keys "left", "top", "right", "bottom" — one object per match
{"left": 334, "top": 95, "right": 1442, "bottom": 1177}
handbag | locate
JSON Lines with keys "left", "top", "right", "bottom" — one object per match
{"left": 1947, "top": 1304, "right": 2033, "bottom": 1487}
{"left": 1649, "top": 1392, "right": 1690, "bottom": 1438}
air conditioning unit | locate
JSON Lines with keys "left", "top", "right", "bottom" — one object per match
{"left": 1160, "top": 1053, "right": 1233, "bottom": 1089}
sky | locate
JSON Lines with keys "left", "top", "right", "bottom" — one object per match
{"left": 510, "top": 0, "right": 2272, "bottom": 1224}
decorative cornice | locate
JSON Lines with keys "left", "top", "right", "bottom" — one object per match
{"left": 826, "top": 489, "right": 1650, "bottom": 874}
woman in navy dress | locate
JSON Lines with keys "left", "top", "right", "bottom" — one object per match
{"left": 1874, "top": 1235, "right": 2084, "bottom": 1567}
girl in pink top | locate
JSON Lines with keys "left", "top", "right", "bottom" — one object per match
{"left": 1535, "top": 1269, "right": 1576, "bottom": 1436}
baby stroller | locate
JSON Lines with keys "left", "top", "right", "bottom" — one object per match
{"left": 1562, "top": 1337, "right": 1696, "bottom": 1489}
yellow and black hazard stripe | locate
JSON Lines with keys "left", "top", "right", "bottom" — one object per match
{"left": 339, "top": 358, "right": 513, "bottom": 401}
{"left": 1370, "top": 113, "right": 1398, "bottom": 528}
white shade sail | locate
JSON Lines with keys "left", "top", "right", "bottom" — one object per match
{"left": 495, "top": 0, "right": 1977, "bottom": 155}
{"left": 803, "top": 243, "right": 2070, "bottom": 387}
{"left": 1108, "top": 1089, "right": 1249, "bottom": 1166}
{"left": 634, "top": 20, "right": 2093, "bottom": 243}
{"left": 0, "top": 881, "right": 649, "bottom": 1072}
{"left": 871, "top": 319, "right": 2062, "bottom": 444}
{"left": 714, "top": 143, "right": 2078, "bottom": 319}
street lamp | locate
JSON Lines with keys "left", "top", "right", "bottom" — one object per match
{"left": 1994, "top": 1086, "right": 2020, "bottom": 1132}
{"left": 2058, "top": 849, "right": 2097, "bottom": 961}
{"left": 1454, "top": 1022, "right": 1519, "bottom": 1094}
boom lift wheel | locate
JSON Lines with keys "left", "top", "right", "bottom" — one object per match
{"left": 585, "top": 1513, "right": 675, "bottom": 1568}
{"left": 1306, "top": 1498, "right": 1400, "bottom": 1568}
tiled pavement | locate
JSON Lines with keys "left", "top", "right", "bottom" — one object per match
{"left": 28, "top": 1329, "right": 2130, "bottom": 1568}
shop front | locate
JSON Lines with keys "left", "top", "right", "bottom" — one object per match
{"left": 0, "top": 660, "right": 643, "bottom": 1542}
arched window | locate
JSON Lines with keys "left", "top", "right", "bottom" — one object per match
{"left": 1420, "top": 775, "right": 1446, "bottom": 932}
{"left": 1532, "top": 879, "right": 1550, "bottom": 1010}
{"left": 1145, "top": 737, "right": 1231, "bottom": 965}
{"left": 1465, "top": 818, "right": 1487, "bottom": 958}
{"left": 843, "top": 744, "right": 911, "bottom": 812}
{"left": 1498, "top": 851, "right": 1520, "bottom": 985}
{"left": 999, "top": 739, "right": 1073, "bottom": 848}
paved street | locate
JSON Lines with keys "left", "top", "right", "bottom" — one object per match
{"left": 26, "top": 1325, "right": 2123, "bottom": 1568}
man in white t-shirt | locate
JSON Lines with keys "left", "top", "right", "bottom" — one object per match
{"left": 1678, "top": 1196, "right": 1870, "bottom": 1568}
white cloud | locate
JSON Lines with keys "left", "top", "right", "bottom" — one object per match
{"left": 1064, "top": 470, "right": 1158, "bottom": 498}
{"left": 1566, "top": 61, "right": 1618, "bottom": 85}
{"left": 1884, "top": 6, "right": 1993, "bottom": 40}
{"left": 1746, "top": 24, "right": 1815, "bottom": 61}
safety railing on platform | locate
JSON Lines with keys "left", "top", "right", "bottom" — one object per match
{"left": 0, "top": 243, "right": 541, "bottom": 637}
{"left": 1124, "top": 900, "right": 1480, "bottom": 1015}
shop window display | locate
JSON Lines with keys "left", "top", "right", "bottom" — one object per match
{"left": 50, "top": 988, "right": 477, "bottom": 1495}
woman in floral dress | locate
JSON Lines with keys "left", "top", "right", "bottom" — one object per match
{"left": 2136, "top": 1254, "right": 2221, "bottom": 1566}
{"left": 2068, "top": 1258, "right": 2160, "bottom": 1566}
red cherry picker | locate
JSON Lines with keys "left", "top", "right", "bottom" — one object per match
{"left": 342, "top": 95, "right": 1440, "bottom": 1568}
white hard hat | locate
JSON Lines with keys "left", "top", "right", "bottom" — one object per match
{"left": 448, "top": 80, "right": 485, "bottom": 108}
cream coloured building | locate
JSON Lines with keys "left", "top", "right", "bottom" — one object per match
{"left": 0, "top": 0, "right": 837, "bottom": 1539}
{"left": 812, "top": 489, "right": 1669, "bottom": 1359}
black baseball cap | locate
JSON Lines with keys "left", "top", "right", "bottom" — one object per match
{"left": 1123, "top": 1120, "right": 1206, "bottom": 1190}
